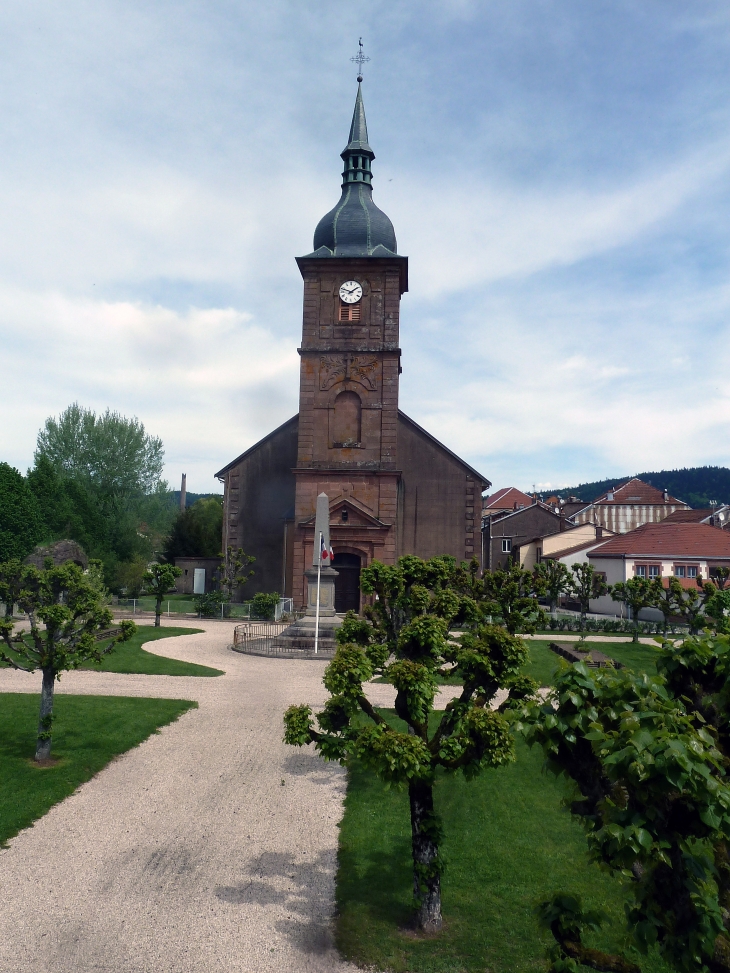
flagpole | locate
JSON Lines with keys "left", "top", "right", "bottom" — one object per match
{"left": 314, "top": 530, "right": 322, "bottom": 655}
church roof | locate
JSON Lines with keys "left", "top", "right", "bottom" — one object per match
{"left": 213, "top": 414, "right": 298, "bottom": 479}
{"left": 214, "top": 411, "right": 490, "bottom": 489}
{"left": 397, "top": 411, "right": 491, "bottom": 488}
{"left": 302, "top": 82, "right": 398, "bottom": 259}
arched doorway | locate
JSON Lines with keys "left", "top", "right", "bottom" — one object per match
{"left": 333, "top": 553, "right": 361, "bottom": 614}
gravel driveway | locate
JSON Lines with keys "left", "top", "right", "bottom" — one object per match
{"left": 0, "top": 620, "right": 423, "bottom": 973}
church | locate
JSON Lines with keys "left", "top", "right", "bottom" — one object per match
{"left": 215, "top": 81, "right": 490, "bottom": 612}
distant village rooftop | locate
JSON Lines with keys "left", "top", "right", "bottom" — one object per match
{"left": 589, "top": 477, "right": 683, "bottom": 506}
{"left": 588, "top": 522, "right": 730, "bottom": 559}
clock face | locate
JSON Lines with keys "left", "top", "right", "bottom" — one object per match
{"left": 339, "top": 280, "right": 363, "bottom": 304}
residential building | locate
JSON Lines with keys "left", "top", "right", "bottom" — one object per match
{"left": 517, "top": 522, "right": 612, "bottom": 572}
{"left": 662, "top": 506, "right": 730, "bottom": 529}
{"left": 482, "top": 501, "right": 571, "bottom": 571}
{"left": 586, "top": 522, "right": 730, "bottom": 613}
{"left": 570, "top": 477, "right": 690, "bottom": 534}
{"left": 482, "top": 487, "right": 533, "bottom": 518}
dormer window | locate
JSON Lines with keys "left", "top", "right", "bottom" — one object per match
{"left": 339, "top": 300, "right": 361, "bottom": 322}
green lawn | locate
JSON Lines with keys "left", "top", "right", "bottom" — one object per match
{"left": 0, "top": 693, "right": 197, "bottom": 847}
{"left": 525, "top": 639, "right": 661, "bottom": 687}
{"left": 336, "top": 712, "right": 668, "bottom": 973}
{"left": 83, "top": 625, "right": 224, "bottom": 676}
{"left": 2, "top": 626, "right": 222, "bottom": 677}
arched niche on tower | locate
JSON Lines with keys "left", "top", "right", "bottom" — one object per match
{"left": 331, "top": 389, "right": 362, "bottom": 447}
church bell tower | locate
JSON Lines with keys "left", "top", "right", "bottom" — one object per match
{"left": 290, "top": 79, "right": 408, "bottom": 610}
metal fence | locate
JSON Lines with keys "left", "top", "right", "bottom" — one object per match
{"left": 231, "top": 623, "right": 337, "bottom": 659}
{"left": 114, "top": 597, "right": 296, "bottom": 621}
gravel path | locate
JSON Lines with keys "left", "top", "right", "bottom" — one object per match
{"left": 0, "top": 620, "right": 406, "bottom": 973}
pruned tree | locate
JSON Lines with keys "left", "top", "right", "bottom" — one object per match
{"left": 534, "top": 560, "right": 572, "bottom": 614}
{"left": 655, "top": 631, "right": 730, "bottom": 930}
{"left": 536, "top": 894, "right": 640, "bottom": 973}
{"left": 142, "top": 562, "right": 182, "bottom": 627}
{"left": 650, "top": 575, "right": 681, "bottom": 635}
{"left": 0, "top": 560, "right": 135, "bottom": 761}
{"left": 521, "top": 660, "right": 730, "bottom": 972}
{"left": 570, "top": 562, "right": 609, "bottom": 632}
{"left": 217, "top": 546, "right": 255, "bottom": 602}
{"left": 480, "top": 562, "right": 547, "bottom": 634}
{"left": 611, "top": 576, "right": 658, "bottom": 642}
{"left": 709, "top": 567, "right": 730, "bottom": 591}
{"left": 702, "top": 582, "right": 730, "bottom": 636}
{"left": 672, "top": 579, "right": 707, "bottom": 635}
{"left": 283, "top": 555, "right": 535, "bottom": 932}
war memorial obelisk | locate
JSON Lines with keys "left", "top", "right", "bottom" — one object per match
{"left": 274, "top": 492, "right": 342, "bottom": 653}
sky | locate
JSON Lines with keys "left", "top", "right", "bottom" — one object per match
{"left": 2, "top": 1, "right": 730, "bottom": 495}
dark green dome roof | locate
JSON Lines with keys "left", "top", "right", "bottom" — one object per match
{"left": 307, "top": 84, "right": 397, "bottom": 258}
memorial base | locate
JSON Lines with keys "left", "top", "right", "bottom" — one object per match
{"left": 272, "top": 566, "right": 342, "bottom": 654}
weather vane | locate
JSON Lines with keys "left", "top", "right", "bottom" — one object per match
{"left": 350, "top": 37, "right": 370, "bottom": 82}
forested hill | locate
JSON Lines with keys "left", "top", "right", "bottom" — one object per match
{"left": 556, "top": 467, "right": 730, "bottom": 508}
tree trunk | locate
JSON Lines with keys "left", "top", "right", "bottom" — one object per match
{"left": 408, "top": 777, "right": 442, "bottom": 933}
{"left": 155, "top": 595, "right": 162, "bottom": 627}
{"left": 35, "top": 667, "right": 56, "bottom": 761}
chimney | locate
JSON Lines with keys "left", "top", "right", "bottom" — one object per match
{"left": 596, "top": 526, "right": 603, "bottom": 539}
{"left": 606, "top": 490, "right": 614, "bottom": 501}
{"left": 663, "top": 488, "right": 669, "bottom": 502}
{"left": 180, "top": 473, "right": 187, "bottom": 512}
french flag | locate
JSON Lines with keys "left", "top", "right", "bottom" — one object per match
{"left": 320, "top": 535, "right": 334, "bottom": 562}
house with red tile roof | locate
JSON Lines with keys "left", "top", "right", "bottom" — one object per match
{"left": 586, "top": 522, "right": 730, "bottom": 613}
{"left": 570, "top": 477, "right": 690, "bottom": 534}
{"left": 482, "top": 487, "right": 533, "bottom": 518}
{"left": 662, "top": 505, "right": 730, "bottom": 528}
{"left": 514, "top": 522, "right": 614, "bottom": 572}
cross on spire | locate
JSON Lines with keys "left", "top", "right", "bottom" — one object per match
{"left": 350, "top": 37, "right": 370, "bottom": 82}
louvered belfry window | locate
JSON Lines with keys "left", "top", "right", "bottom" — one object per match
{"left": 339, "top": 299, "right": 361, "bottom": 322}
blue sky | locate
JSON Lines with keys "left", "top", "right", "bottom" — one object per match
{"left": 2, "top": 1, "right": 730, "bottom": 494}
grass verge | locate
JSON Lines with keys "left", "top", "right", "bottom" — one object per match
{"left": 0, "top": 692, "right": 197, "bottom": 847}
{"left": 336, "top": 711, "right": 668, "bottom": 973}
{"left": 84, "top": 625, "right": 223, "bottom": 676}
{"left": 525, "top": 638, "right": 661, "bottom": 687}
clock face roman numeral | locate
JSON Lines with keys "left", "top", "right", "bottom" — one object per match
{"left": 339, "top": 280, "right": 363, "bottom": 304}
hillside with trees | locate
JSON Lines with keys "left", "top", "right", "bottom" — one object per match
{"left": 556, "top": 466, "right": 730, "bottom": 508}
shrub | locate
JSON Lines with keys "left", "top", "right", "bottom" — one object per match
{"left": 251, "top": 591, "right": 279, "bottom": 620}
{"left": 194, "top": 590, "right": 225, "bottom": 617}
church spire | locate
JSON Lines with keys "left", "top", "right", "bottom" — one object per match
{"left": 305, "top": 42, "right": 399, "bottom": 259}
{"left": 341, "top": 83, "right": 374, "bottom": 187}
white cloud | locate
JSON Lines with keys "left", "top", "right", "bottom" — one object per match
{"left": 1, "top": 1, "right": 730, "bottom": 500}
{"left": 1, "top": 290, "right": 299, "bottom": 489}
